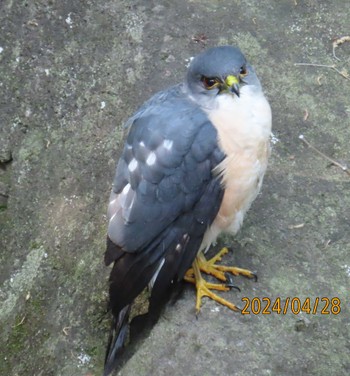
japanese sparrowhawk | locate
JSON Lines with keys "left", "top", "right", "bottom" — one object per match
{"left": 104, "top": 45, "right": 272, "bottom": 375}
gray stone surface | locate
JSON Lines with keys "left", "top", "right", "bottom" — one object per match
{"left": 1, "top": 1, "right": 349, "bottom": 375}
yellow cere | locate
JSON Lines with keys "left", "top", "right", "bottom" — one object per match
{"left": 225, "top": 75, "right": 239, "bottom": 87}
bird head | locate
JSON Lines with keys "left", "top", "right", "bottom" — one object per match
{"left": 186, "top": 45, "right": 260, "bottom": 100}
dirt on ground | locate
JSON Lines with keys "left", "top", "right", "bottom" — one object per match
{"left": 1, "top": 1, "right": 349, "bottom": 375}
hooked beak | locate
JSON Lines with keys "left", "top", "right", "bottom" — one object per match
{"left": 225, "top": 75, "right": 240, "bottom": 97}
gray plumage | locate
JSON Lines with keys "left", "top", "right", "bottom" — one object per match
{"left": 103, "top": 45, "right": 269, "bottom": 376}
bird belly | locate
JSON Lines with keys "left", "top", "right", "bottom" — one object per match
{"left": 201, "top": 88, "right": 271, "bottom": 250}
{"left": 215, "top": 155, "right": 267, "bottom": 234}
{"left": 201, "top": 154, "right": 268, "bottom": 251}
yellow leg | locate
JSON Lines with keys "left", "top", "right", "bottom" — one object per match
{"left": 185, "top": 247, "right": 257, "bottom": 282}
{"left": 184, "top": 247, "right": 257, "bottom": 312}
{"left": 190, "top": 257, "right": 240, "bottom": 313}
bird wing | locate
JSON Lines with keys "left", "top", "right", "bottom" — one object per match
{"left": 105, "top": 94, "right": 226, "bottom": 313}
{"left": 107, "top": 94, "right": 225, "bottom": 252}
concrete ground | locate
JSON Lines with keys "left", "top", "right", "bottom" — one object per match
{"left": 1, "top": 0, "right": 349, "bottom": 375}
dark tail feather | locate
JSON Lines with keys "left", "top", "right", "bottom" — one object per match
{"left": 103, "top": 305, "right": 131, "bottom": 376}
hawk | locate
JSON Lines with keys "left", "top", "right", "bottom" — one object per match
{"left": 103, "top": 45, "right": 272, "bottom": 375}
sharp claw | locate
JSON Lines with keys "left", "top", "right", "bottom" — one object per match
{"left": 224, "top": 273, "right": 241, "bottom": 292}
{"left": 227, "top": 285, "right": 241, "bottom": 292}
{"left": 225, "top": 272, "right": 234, "bottom": 286}
{"left": 252, "top": 273, "right": 258, "bottom": 282}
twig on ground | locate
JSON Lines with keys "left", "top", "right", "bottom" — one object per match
{"left": 332, "top": 36, "right": 350, "bottom": 61}
{"left": 12, "top": 315, "right": 26, "bottom": 328}
{"left": 294, "top": 62, "right": 350, "bottom": 80}
{"left": 62, "top": 326, "right": 71, "bottom": 336}
{"left": 288, "top": 223, "right": 305, "bottom": 229}
{"left": 299, "top": 135, "right": 350, "bottom": 176}
{"left": 303, "top": 109, "right": 309, "bottom": 121}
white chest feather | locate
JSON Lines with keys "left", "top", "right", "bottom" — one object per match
{"left": 201, "top": 86, "right": 272, "bottom": 249}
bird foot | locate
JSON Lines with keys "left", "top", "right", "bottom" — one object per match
{"left": 194, "top": 272, "right": 240, "bottom": 313}
{"left": 184, "top": 247, "right": 257, "bottom": 313}
{"left": 185, "top": 247, "right": 257, "bottom": 282}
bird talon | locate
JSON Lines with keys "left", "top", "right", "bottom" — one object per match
{"left": 224, "top": 272, "right": 234, "bottom": 287}
{"left": 224, "top": 272, "right": 241, "bottom": 292}
{"left": 184, "top": 249, "right": 258, "bottom": 312}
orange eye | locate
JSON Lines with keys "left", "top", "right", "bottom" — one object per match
{"left": 201, "top": 76, "right": 219, "bottom": 89}
{"left": 240, "top": 65, "right": 248, "bottom": 76}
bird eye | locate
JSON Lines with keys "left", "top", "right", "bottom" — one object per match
{"left": 201, "top": 76, "right": 219, "bottom": 89}
{"left": 239, "top": 65, "right": 248, "bottom": 76}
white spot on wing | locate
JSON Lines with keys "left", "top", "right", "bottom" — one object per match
{"left": 122, "top": 183, "right": 131, "bottom": 195}
{"left": 163, "top": 139, "right": 173, "bottom": 150}
{"left": 107, "top": 192, "right": 119, "bottom": 220}
{"left": 146, "top": 152, "right": 156, "bottom": 166}
{"left": 149, "top": 258, "right": 165, "bottom": 289}
{"left": 139, "top": 141, "right": 145, "bottom": 147}
{"left": 125, "top": 194, "right": 135, "bottom": 210}
{"left": 109, "top": 212, "right": 117, "bottom": 223}
{"left": 109, "top": 198, "right": 117, "bottom": 207}
{"left": 128, "top": 158, "right": 138, "bottom": 172}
